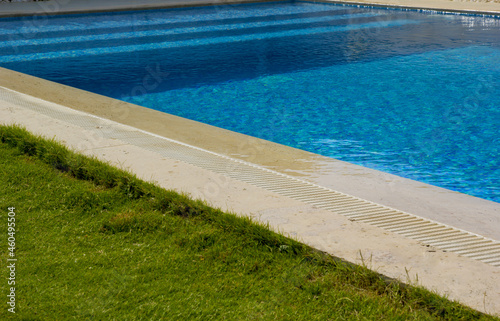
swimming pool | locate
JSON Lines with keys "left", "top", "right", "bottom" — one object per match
{"left": 0, "top": 1, "right": 499, "bottom": 202}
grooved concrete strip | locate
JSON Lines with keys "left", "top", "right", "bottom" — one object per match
{"left": 6, "top": 86, "right": 499, "bottom": 268}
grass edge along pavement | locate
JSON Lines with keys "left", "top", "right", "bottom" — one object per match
{"left": 0, "top": 124, "right": 497, "bottom": 320}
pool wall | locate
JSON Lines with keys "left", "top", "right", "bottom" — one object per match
{"left": 319, "top": 0, "right": 500, "bottom": 16}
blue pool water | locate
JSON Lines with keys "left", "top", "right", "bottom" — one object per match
{"left": 0, "top": 1, "right": 499, "bottom": 202}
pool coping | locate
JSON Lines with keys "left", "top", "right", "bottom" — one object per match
{"left": 0, "top": 0, "right": 285, "bottom": 18}
{"left": 320, "top": 0, "right": 500, "bottom": 16}
{"left": 0, "top": 0, "right": 499, "bottom": 18}
{"left": 1, "top": 67, "right": 498, "bottom": 241}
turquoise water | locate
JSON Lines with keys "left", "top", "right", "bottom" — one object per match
{"left": 0, "top": 1, "right": 499, "bottom": 202}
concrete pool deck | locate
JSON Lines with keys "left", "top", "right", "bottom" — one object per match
{"left": 0, "top": 0, "right": 499, "bottom": 316}
{"left": 0, "top": 0, "right": 499, "bottom": 17}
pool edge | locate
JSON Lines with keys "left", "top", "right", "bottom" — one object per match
{"left": 1, "top": 66, "right": 498, "bottom": 241}
{"left": 0, "top": 0, "right": 499, "bottom": 18}
{"left": 316, "top": 0, "right": 500, "bottom": 16}
{"left": 0, "top": 0, "right": 286, "bottom": 18}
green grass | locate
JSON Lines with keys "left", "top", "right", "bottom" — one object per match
{"left": 0, "top": 124, "right": 497, "bottom": 320}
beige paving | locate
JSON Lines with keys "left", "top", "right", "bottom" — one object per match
{"left": 0, "top": 0, "right": 499, "bottom": 17}
{"left": 2, "top": 67, "right": 499, "bottom": 241}
{"left": 0, "top": 0, "right": 272, "bottom": 17}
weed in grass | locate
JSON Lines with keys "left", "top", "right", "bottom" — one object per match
{"left": 101, "top": 211, "right": 166, "bottom": 233}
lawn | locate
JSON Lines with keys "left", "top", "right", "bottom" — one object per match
{"left": 0, "top": 124, "right": 497, "bottom": 320}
